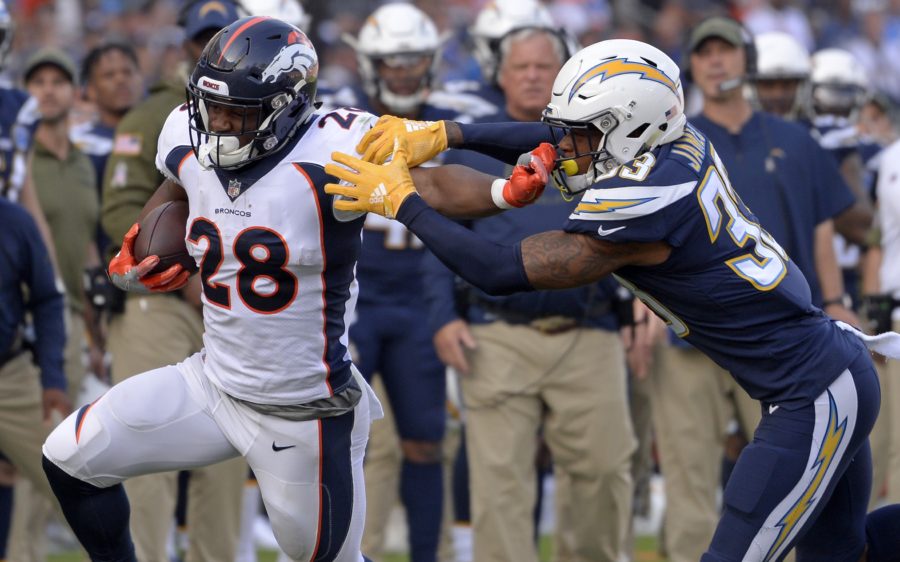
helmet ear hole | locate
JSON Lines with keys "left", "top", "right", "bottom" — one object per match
{"left": 627, "top": 123, "right": 650, "bottom": 139}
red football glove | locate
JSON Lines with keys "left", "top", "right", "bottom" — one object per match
{"left": 493, "top": 143, "right": 558, "bottom": 209}
{"left": 108, "top": 223, "right": 189, "bottom": 294}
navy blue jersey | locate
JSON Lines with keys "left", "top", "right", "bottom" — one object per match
{"left": 564, "top": 123, "right": 864, "bottom": 406}
{"left": 322, "top": 86, "right": 465, "bottom": 306}
{"left": 0, "top": 197, "right": 65, "bottom": 389}
{"left": 0, "top": 87, "right": 38, "bottom": 198}
{"left": 691, "top": 112, "right": 854, "bottom": 306}
{"left": 808, "top": 115, "right": 859, "bottom": 164}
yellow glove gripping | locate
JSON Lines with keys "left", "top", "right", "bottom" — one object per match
{"left": 325, "top": 137, "right": 417, "bottom": 220}
{"left": 355, "top": 115, "right": 448, "bottom": 166}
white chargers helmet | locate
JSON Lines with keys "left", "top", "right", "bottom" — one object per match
{"left": 344, "top": 3, "right": 442, "bottom": 115}
{"left": 470, "top": 0, "right": 555, "bottom": 85}
{"left": 240, "top": 0, "right": 310, "bottom": 30}
{"left": 808, "top": 48, "right": 868, "bottom": 120}
{"left": 542, "top": 39, "right": 686, "bottom": 195}
{"left": 755, "top": 31, "right": 810, "bottom": 80}
{"left": 752, "top": 31, "right": 810, "bottom": 117}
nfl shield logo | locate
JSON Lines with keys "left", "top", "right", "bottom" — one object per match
{"left": 227, "top": 179, "right": 241, "bottom": 198}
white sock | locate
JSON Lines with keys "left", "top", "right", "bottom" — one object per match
{"left": 452, "top": 524, "right": 473, "bottom": 562}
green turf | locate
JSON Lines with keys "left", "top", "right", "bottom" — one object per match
{"left": 47, "top": 535, "right": 664, "bottom": 561}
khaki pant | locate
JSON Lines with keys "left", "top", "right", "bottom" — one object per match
{"left": 870, "top": 319, "right": 900, "bottom": 506}
{"left": 361, "top": 377, "right": 457, "bottom": 562}
{"left": 361, "top": 378, "right": 402, "bottom": 561}
{"left": 8, "top": 307, "right": 87, "bottom": 562}
{"left": 463, "top": 322, "right": 635, "bottom": 562}
{"left": 107, "top": 294, "right": 246, "bottom": 562}
{"left": 648, "top": 344, "right": 760, "bottom": 562}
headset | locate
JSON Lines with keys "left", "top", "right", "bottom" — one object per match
{"left": 682, "top": 16, "right": 756, "bottom": 91}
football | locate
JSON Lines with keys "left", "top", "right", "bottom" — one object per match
{"left": 133, "top": 200, "right": 197, "bottom": 275}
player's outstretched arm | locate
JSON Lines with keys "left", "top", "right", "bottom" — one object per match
{"left": 329, "top": 138, "right": 555, "bottom": 218}
{"left": 357, "top": 115, "right": 553, "bottom": 166}
{"left": 395, "top": 194, "right": 671, "bottom": 294}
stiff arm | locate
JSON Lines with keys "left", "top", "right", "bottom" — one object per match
{"left": 395, "top": 195, "right": 671, "bottom": 295}
{"left": 409, "top": 165, "right": 500, "bottom": 218}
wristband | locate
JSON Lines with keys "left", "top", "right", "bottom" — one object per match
{"left": 491, "top": 178, "right": 514, "bottom": 210}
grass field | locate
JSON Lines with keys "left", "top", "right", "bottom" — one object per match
{"left": 46, "top": 536, "right": 665, "bottom": 561}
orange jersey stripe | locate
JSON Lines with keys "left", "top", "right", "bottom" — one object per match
{"left": 75, "top": 403, "right": 95, "bottom": 444}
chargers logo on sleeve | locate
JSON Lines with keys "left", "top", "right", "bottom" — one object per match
{"left": 574, "top": 197, "right": 657, "bottom": 215}
{"left": 571, "top": 181, "right": 695, "bottom": 221}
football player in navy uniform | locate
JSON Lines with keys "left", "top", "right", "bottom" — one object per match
{"left": 325, "top": 39, "right": 900, "bottom": 562}
{"left": 337, "top": 5, "right": 461, "bottom": 561}
{"left": 0, "top": 0, "right": 37, "bottom": 201}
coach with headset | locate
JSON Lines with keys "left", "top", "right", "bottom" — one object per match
{"left": 646, "top": 16, "right": 864, "bottom": 562}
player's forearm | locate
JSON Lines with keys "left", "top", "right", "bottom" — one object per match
{"left": 19, "top": 172, "right": 59, "bottom": 269}
{"left": 411, "top": 165, "right": 502, "bottom": 218}
{"left": 833, "top": 155, "right": 874, "bottom": 245}
{"left": 860, "top": 246, "right": 882, "bottom": 295}
{"left": 29, "top": 274, "right": 66, "bottom": 391}
{"left": 814, "top": 219, "right": 846, "bottom": 304}
{"left": 397, "top": 195, "right": 533, "bottom": 296}
{"left": 449, "top": 121, "right": 553, "bottom": 165}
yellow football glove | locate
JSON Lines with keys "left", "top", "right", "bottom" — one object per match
{"left": 325, "top": 137, "right": 417, "bottom": 220}
{"left": 355, "top": 115, "right": 448, "bottom": 166}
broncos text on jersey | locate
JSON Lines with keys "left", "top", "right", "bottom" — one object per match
{"left": 155, "top": 104, "right": 378, "bottom": 405}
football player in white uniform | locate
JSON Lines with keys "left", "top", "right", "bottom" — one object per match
{"left": 40, "top": 17, "right": 386, "bottom": 562}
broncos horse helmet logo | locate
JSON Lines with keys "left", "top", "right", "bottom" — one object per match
{"left": 261, "top": 41, "right": 318, "bottom": 84}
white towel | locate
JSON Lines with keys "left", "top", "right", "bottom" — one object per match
{"left": 835, "top": 321, "right": 900, "bottom": 359}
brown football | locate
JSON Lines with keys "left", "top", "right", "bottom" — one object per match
{"left": 133, "top": 200, "right": 197, "bottom": 275}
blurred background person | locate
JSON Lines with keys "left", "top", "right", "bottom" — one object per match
{"left": 8, "top": 47, "right": 96, "bottom": 562}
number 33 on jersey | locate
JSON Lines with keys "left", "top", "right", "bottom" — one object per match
{"left": 155, "top": 105, "right": 376, "bottom": 405}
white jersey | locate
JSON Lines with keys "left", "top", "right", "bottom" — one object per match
{"left": 156, "top": 105, "right": 376, "bottom": 405}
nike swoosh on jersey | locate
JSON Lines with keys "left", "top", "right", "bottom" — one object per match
{"left": 272, "top": 442, "right": 296, "bottom": 452}
{"left": 768, "top": 404, "right": 780, "bottom": 414}
{"left": 597, "top": 225, "right": 627, "bottom": 236}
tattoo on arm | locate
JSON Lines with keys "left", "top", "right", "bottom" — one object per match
{"left": 521, "top": 231, "right": 670, "bottom": 289}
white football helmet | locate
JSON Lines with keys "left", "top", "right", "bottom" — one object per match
{"left": 542, "top": 39, "right": 686, "bottom": 195}
{"left": 808, "top": 48, "right": 868, "bottom": 120}
{"left": 344, "top": 3, "right": 442, "bottom": 114}
{"left": 752, "top": 31, "right": 810, "bottom": 117}
{"left": 755, "top": 32, "right": 810, "bottom": 80}
{"left": 240, "top": 0, "right": 309, "bottom": 30}
{"left": 470, "top": 0, "right": 555, "bottom": 84}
